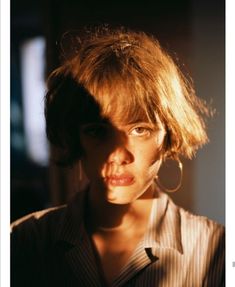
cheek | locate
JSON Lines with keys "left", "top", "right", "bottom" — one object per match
{"left": 134, "top": 142, "right": 163, "bottom": 177}
{"left": 137, "top": 140, "right": 163, "bottom": 165}
{"left": 80, "top": 142, "right": 111, "bottom": 179}
{"left": 149, "top": 134, "right": 165, "bottom": 166}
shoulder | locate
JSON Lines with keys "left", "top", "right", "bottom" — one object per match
{"left": 176, "top": 201, "right": 225, "bottom": 241}
{"left": 11, "top": 205, "right": 67, "bottom": 233}
{"left": 11, "top": 206, "right": 68, "bottom": 286}
{"left": 11, "top": 190, "right": 85, "bottom": 247}
{"left": 160, "top": 190, "right": 224, "bottom": 234}
{"left": 11, "top": 206, "right": 67, "bottom": 249}
{"left": 161, "top": 192, "right": 225, "bottom": 255}
{"left": 165, "top": 195, "right": 225, "bottom": 285}
{"left": 11, "top": 205, "right": 66, "bottom": 229}
{"left": 11, "top": 190, "right": 85, "bottom": 286}
{"left": 160, "top": 191, "right": 224, "bottom": 250}
{"left": 169, "top": 196, "right": 224, "bottom": 267}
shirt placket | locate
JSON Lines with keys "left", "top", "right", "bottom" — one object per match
{"left": 111, "top": 242, "right": 158, "bottom": 287}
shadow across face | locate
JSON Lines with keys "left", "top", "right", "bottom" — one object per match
{"left": 46, "top": 76, "right": 166, "bottom": 204}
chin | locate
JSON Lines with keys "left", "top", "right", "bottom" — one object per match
{"left": 107, "top": 197, "right": 133, "bottom": 205}
{"left": 106, "top": 188, "right": 139, "bottom": 205}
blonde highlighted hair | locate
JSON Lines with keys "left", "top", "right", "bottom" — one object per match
{"left": 45, "top": 26, "right": 210, "bottom": 165}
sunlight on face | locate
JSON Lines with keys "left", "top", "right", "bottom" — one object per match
{"left": 80, "top": 116, "right": 166, "bottom": 205}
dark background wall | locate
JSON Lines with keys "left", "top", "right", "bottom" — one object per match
{"left": 11, "top": 0, "right": 225, "bottom": 224}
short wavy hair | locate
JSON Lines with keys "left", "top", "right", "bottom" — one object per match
{"left": 45, "top": 26, "right": 209, "bottom": 166}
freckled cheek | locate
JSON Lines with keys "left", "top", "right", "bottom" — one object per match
{"left": 136, "top": 141, "right": 163, "bottom": 162}
{"left": 132, "top": 143, "right": 162, "bottom": 180}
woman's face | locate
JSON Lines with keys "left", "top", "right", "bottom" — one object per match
{"left": 79, "top": 115, "right": 166, "bottom": 205}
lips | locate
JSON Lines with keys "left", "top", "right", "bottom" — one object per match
{"left": 105, "top": 174, "right": 135, "bottom": 186}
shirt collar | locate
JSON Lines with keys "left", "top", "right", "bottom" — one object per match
{"left": 56, "top": 187, "right": 183, "bottom": 254}
{"left": 143, "top": 189, "right": 183, "bottom": 254}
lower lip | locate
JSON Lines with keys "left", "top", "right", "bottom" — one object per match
{"left": 106, "top": 176, "right": 135, "bottom": 186}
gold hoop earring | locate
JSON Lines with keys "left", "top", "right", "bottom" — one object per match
{"left": 155, "top": 159, "right": 183, "bottom": 193}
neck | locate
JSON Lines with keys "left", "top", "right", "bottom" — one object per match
{"left": 85, "top": 185, "right": 155, "bottom": 235}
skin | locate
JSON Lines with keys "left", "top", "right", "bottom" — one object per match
{"left": 80, "top": 116, "right": 166, "bottom": 205}
{"left": 79, "top": 115, "right": 166, "bottom": 284}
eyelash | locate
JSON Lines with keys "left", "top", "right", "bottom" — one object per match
{"left": 129, "top": 126, "right": 152, "bottom": 137}
{"left": 81, "top": 124, "right": 154, "bottom": 140}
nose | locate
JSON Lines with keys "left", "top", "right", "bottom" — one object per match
{"left": 108, "top": 146, "right": 134, "bottom": 166}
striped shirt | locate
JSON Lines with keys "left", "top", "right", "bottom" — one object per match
{"left": 11, "top": 188, "right": 225, "bottom": 287}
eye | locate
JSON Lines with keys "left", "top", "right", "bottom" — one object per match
{"left": 129, "top": 126, "right": 152, "bottom": 137}
{"left": 81, "top": 124, "right": 109, "bottom": 139}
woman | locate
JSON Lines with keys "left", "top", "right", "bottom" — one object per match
{"left": 11, "top": 27, "right": 225, "bottom": 286}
